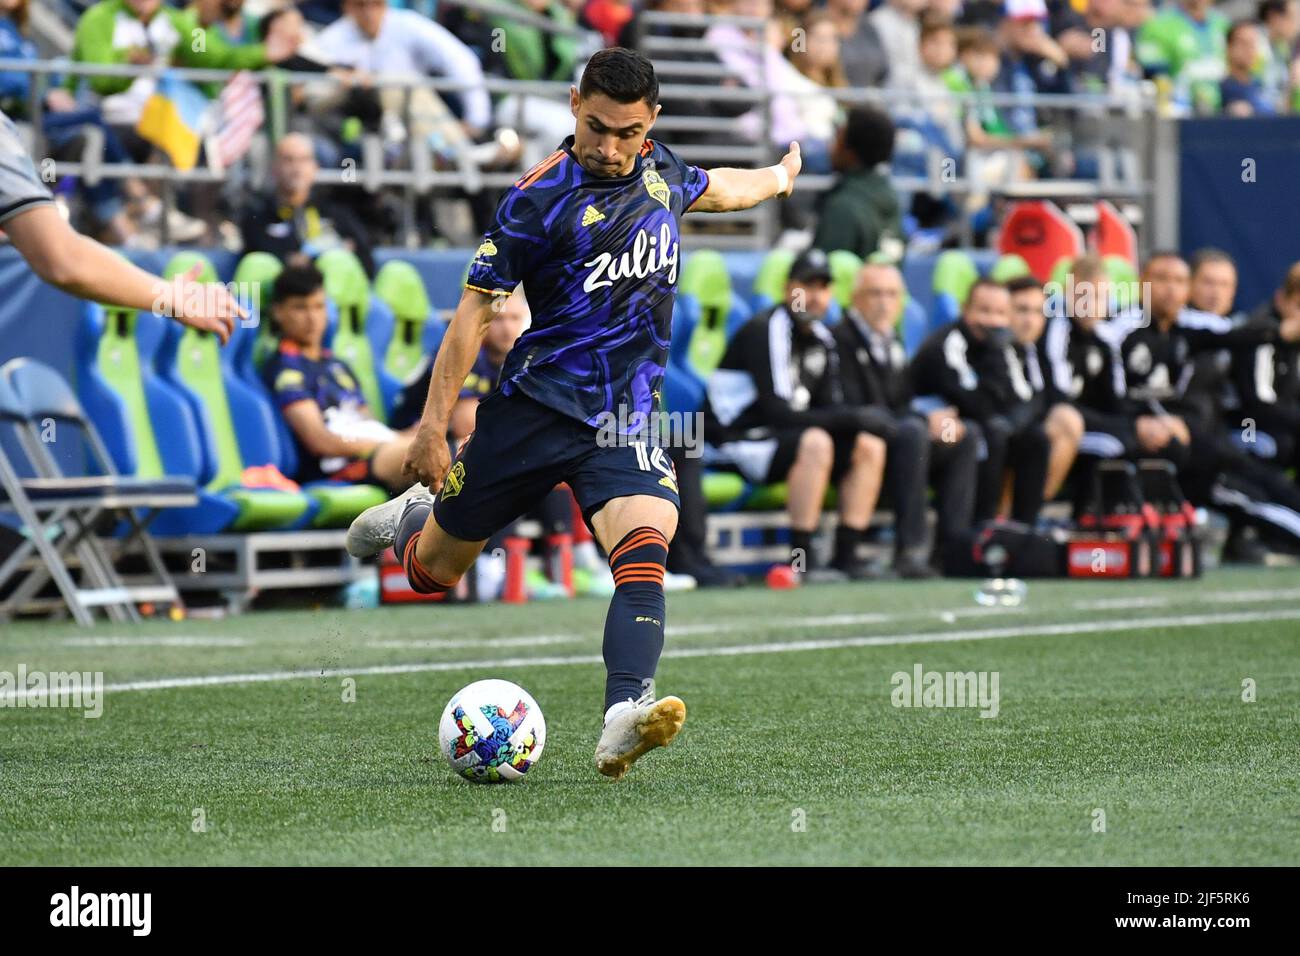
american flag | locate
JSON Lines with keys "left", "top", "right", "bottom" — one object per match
{"left": 209, "top": 70, "right": 264, "bottom": 172}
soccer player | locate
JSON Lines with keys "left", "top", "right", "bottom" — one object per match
{"left": 0, "top": 108, "right": 242, "bottom": 340}
{"left": 263, "top": 264, "right": 418, "bottom": 491}
{"left": 345, "top": 48, "right": 803, "bottom": 779}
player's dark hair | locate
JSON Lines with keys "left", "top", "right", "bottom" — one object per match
{"left": 1188, "top": 247, "right": 1237, "bottom": 275}
{"left": 579, "top": 48, "right": 660, "bottom": 109}
{"left": 271, "top": 263, "right": 325, "bottom": 305}
{"left": 840, "top": 106, "right": 895, "bottom": 168}
{"left": 1004, "top": 275, "right": 1043, "bottom": 295}
{"left": 1226, "top": 18, "right": 1260, "bottom": 45}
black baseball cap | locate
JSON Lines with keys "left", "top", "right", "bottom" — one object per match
{"left": 789, "top": 248, "right": 833, "bottom": 284}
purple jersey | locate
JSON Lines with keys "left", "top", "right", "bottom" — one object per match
{"left": 465, "top": 135, "right": 709, "bottom": 430}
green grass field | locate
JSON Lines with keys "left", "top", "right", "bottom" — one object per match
{"left": 2, "top": 567, "right": 1299, "bottom": 866}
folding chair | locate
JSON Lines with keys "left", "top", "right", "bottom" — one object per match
{"left": 0, "top": 358, "right": 197, "bottom": 625}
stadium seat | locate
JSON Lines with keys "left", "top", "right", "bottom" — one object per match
{"left": 931, "top": 250, "right": 979, "bottom": 327}
{"left": 1092, "top": 200, "right": 1139, "bottom": 268}
{"left": 231, "top": 252, "right": 284, "bottom": 376}
{"left": 316, "top": 249, "right": 401, "bottom": 420}
{"left": 749, "top": 248, "right": 795, "bottom": 313}
{"left": 75, "top": 301, "right": 247, "bottom": 535}
{"left": 1105, "top": 255, "right": 1142, "bottom": 313}
{"left": 0, "top": 358, "right": 195, "bottom": 625}
{"left": 164, "top": 254, "right": 389, "bottom": 530}
{"left": 989, "top": 253, "right": 1033, "bottom": 283}
{"left": 373, "top": 259, "right": 447, "bottom": 386}
{"left": 823, "top": 250, "right": 863, "bottom": 326}
{"left": 677, "top": 250, "right": 751, "bottom": 380}
{"left": 996, "top": 201, "right": 1086, "bottom": 283}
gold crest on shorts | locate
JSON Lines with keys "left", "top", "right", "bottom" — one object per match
{"left": 642, "top": 168, "right": 670, "bottom": 210}
{"left": 441, "top": 461, "right": 466, "bottom": 500}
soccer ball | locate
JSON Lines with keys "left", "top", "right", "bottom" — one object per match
{"left": 438, "top": 679, "right": 546, "bottom": 783}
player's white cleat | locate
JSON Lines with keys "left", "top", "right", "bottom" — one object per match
{"left": 594, "top": 681, "right": 686, "bottom": 781}
{"left": 346, "top": 482, "right": 433, "bottom": 558}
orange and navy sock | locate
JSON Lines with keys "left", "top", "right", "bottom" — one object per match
{"left": 394, "top": 501, "right": 453, "bottom": 594}
{"left": 602, "top": 526, "right": 668, "bottom": 714}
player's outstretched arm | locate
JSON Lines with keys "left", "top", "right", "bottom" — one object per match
{"left": 402, "top": 288, "right": 499, "bottom": 490}
{"left": 4, "top": 205, "right": 245, "bottom": 344}
{"left": 690, "top": 142, "right": 802, "bottom": 214}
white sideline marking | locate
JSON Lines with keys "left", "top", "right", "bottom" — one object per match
{"left": 61, "top": 636, "right": 251, "bottom": 648}
{"left": 5, "top": 606, "right": 1299, "bottom": 704}
{"left": 1071, "top": 587, "right": 1300, "bottom": 612}
{"left": 368, "top": 634, "right": 576, "bottom": 650}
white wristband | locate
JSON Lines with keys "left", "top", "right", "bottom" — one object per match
{"left": 770, "top": 164, "right": 789, "bottom": 196}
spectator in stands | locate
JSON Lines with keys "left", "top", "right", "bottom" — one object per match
{"left": 314, "top": 0, "right": 492, "bottom": 138}
{"left": 1229, "top": 260, "right": 1300, "bottom": 471}
{"left": 835, "top": 262, "right": 978, "bottom": 576}
{"left": 488, "top": 0, "right": 581, "bottom": 164}
{"left": 263, "top": 263, "right": 418, "bottom": 492}
{"left": 787, "top": 11, "right": 849, "bottom": 92}
{"left": 870, "top": 0, "right": 927, "bottom": 92}
{"left": 192, "top": 0, "right": 260, "bottom": 56}
{"left": 998, "top": 0, "right": 1072, "bottom": 151}
{"left": 582, "top": 0, "right": 635, "bottom": 45}
{"left": 1136, "top": 0, "right": 1229, "bottom": 114}
{"left": 812, "top": 106, "right": 903, "bottom": 262}
{"left": 618, "top": 0, "right": 751, "bottom": 148}
{"left": 827, "top": 0, "right": 890, "bottom": 88}
{"left": 708, "top": 0, "right": 839, "bottom": 171}
{"left": 0, "top": 0, "right": 142, "bottom": 244}
{"left": 909, "top": 13, "right": 963, "bottom": 154}
{"left": 948, "top": 26, "right": 1052, "bottom": 194}
{"left": 69, "top": 0, "right": 296, "bottom": 126}
{"left": 1058, "top": 0, "right": 1139, "bottom": 94}
{"left": 1221, "top": 20, "right": 1277, "bottom": 115}
{"left": 1258, "top": 0, "right": 1300, "bottom": 110}
{"left": 703, "top": 249, "right": 890, "bottom": 580}
{"left": 1006, "top": 274, "right": 1083, "bottom": 507}
{"left": 910, "top": 278, "right": 1052, "bottom": 524}
{"left": 239, "top": 132, "right": 377, "bottom": 277}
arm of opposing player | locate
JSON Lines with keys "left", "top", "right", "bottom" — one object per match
{"left": 691, "top": 142, "right": 803, "bottom": 213}
{"left": 5, "top": 205, "right": 242, "bottom": 342}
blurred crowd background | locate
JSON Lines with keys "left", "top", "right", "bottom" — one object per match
{"left": 4, "top": 0, "right": 1296, "bottom": 256}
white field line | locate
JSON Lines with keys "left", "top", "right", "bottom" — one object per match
{"left": 368, "top": 635, "right": 578, "bottom": 650}
{"left": 1070, "top": 586, "right": 1300, "bottom": 612}
{"left": 60, "top": 636, "right": 251, "bottom": 648}
{"left": 4, "top": 606, "right": 1299, "bottom": 705}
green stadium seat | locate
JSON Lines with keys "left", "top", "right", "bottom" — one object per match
{"left": 990, "top": 253, "right": 1032, "bottom": 283}
{"left": 159, "top": 254, "right": 313, "bottom": 531}
{"left": 750, "top": 249, "right": 795, "bottom": 312}
{"left": 373, "top": 260, "right": 445, "bottom": 386}
{"left": 316, "top": 249, "right": 391, "bottom": 421}
{"left": 231, "top": 252, "right": 284, "bottom": 375}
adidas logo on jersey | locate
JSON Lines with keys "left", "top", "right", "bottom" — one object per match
{"left": 581, "top": 205, "right": 605, "bottom": 226}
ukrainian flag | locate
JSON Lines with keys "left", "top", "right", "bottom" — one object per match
{"left": 136, "top": 74, "right": 210, "bottom": 172}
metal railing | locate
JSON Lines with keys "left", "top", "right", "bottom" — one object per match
{"left": 3, "top": 44, "right": 1164, "bottom": 251}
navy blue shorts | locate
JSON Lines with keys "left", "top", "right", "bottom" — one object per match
{"left": 433, "top": 389, "right": 681, "bottom": 542}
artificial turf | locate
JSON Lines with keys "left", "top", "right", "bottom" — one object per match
{"left": 2, "top": 567, "right": 1298, "bottom": 865}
